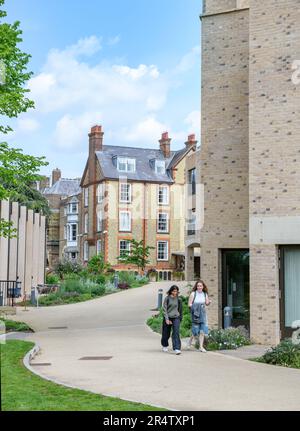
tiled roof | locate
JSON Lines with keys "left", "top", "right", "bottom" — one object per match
{"left": 43, "top": 178, "right": 81, "bottom": 197}
{"left": 96, "top": 145, "right": 190, "bottom": 183}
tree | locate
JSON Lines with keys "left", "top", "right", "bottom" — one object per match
{"left": 118, "top": 239, "right": 154, "bottom": 273}
{"left": 87, "top": 254, "right": 112, "bottom": 275}
{"left": 0, "top": 0, "right": 48, "bottom": 237}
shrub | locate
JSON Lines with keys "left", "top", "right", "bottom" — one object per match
{"left": 46, "top": 274, "right": 59, "bottom": 285}
{"left": 60, "top": 278, "right": 86, "bottom": 294}
{"left": 54, "top": 259, "right": 84, "bottom": 279}
{"left": 87, "top": 254, "right": 111, "bottom": 275}
{"left": 117, "top": 271, "right": 137, "bottom": 286}
{"left": 206, "top": 328, "right": 251, "bottom": 351}
{"left": 257, "top": 339, "right": 300, "bottom": 369}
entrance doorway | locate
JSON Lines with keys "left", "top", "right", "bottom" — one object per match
{"left": 222, "top": 249, "right": 250, "bottom": 329}
{"left": 279, "top": 246, "right": 300, "bottom": 338}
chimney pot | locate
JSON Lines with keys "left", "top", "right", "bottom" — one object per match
{"left": 185, "top": 134, "right": 198, "bottom": 149}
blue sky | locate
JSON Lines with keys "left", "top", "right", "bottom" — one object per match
{"left": 4, "top": 0, "right": 202, "bottom": 178}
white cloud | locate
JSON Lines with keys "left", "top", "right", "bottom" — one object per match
{"left": 18, "top": 117, "right": 40, "bottom": 133}
{"left": 55, "top": 111, "right": 103, "bottom": 149}
{"left": 121, "top": 117, "right": 169, "bottom": 144}
{"left": 184, "top": 110, "right": 200, "bottom": 134}
{"left": 175, "top": 46, "right": 201, "bottom": 74}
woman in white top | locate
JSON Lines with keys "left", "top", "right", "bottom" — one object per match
{"left": 187, "top": 280, "right": 211, "bottom": 352}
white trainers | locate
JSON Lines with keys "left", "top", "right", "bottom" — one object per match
{"left": 175, "top": 350, "right": 181, "bottom": 355}
{"left": 162, "top": 347, "right": 168, "bottom": 353}
{"left": 200, "top": 347, "right": 207, "bottom": 353}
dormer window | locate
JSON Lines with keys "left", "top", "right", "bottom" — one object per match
{"left": 117, "top": 157, "right": 136, "bottom": 173}
{"left": 155, "top": 160, "right": 166, "bottom": 174}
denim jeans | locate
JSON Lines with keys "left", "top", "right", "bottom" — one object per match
{"left": 161, "top": 317, "right": 181, "bottom": 351}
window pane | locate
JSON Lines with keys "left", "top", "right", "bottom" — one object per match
{"left": 284, "top": 247, "right": 300, "bottom": 327}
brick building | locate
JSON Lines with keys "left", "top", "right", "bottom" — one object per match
{"left": 80, "top": 125, "right": 197, "bottom": 279}
{"left": 199, "top": 0, "right": 300, "bottom": 344}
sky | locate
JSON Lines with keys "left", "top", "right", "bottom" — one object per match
{"left": 4, "top": 0, "right": 203, "bottom": 178}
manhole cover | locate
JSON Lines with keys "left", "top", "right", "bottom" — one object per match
{"left": 48, "top": 326, "right": 68, "bottom": 330}
{"left": 31, "top": 363, "right": 52, "bottom": 366}
{"left": 79, "top": 356, "right": 112, "bottom": 361}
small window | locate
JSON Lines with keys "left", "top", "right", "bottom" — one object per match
{"left": 157, "top": 241, "right": 168, "bottom": 261}
{"left": 96, "top": 240, "right": 102, "bottom": 255}
{"left": 120, "top": 183, "right": 132, "bottom": 203}
{"left": 157, "top": 213, "right": 169, "bottom": 233}
{"left": 68, "top": 223, "right": 77, "bottom": 241}
{"left": 69, "top": 202, "right": 78, "bottom": 213}
{"left": 188, "top": 168, "right": 196, "bottom": 195}
{"left": 117, "top": 157, "right": 136, "bottom": 173}
{"left": 97, "top": 183, "right": 104, "bottom": 203}
{"left": 119, "top": 211, "right": 131, "bottom": 232}
{"left": 119, "top": 240, "right": 131, "bottom": 257}
{"left": 83, "top": 241, "right": 89, "bottom": 261}
{"left": 84, "top": 188, "right": 89, "bottom": 207}
{"left": 155, "top": 160, "right": 166, "bottom": 174}
{"left": 187, "top": 209, "right": 196, "bottom": 235}
{"left": 97, "top": 211, "right": 103, "bottom": 232}
{"left": 84, "top": 213, "right": 88, "bottom": 234}
{"left": 158, "top": 185, "right": 169, "bottom": 205}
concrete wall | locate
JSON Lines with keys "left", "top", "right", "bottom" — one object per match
{"left": 0, "top": 200, "right": 46, "bottom": 298}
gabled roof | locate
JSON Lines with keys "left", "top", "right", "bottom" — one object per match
{"left": 43, "top": 178, "right": 81, "bottom": 197}
{"left": 95, "top": 145, "right": 191, "bottom": 183}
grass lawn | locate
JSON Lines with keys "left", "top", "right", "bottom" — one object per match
{"left": 1, "top": 340, "right": 165, "bottom": 411}
{"left": 1, "top": 319, "right": 33, "bottom": 333}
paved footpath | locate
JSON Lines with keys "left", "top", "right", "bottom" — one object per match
{"left": 9, "top": 282, "right": 300, "bottom": 411}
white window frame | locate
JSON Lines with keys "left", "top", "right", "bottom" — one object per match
{"left": 155, "top": 160, "right": 166, "bottom": 174}
{"left": 158, "top": 185, "right": 169, "bottom": 205}
{"left": 119, "top": 240, "right": 131, "bottom": 257}
{"left": 69, "top": 202, "right": 78, "bottom": 214}
{"left": 83, "top": 241, "right": 89, "bottom": 261}
{"left": 84, "top": 188, "right": 89, "bottom": 207}
{"left": 68, "top": 223, "right": 77, "bottom": 241}
{"left": 157, "top": 212, "right": 169, "bottom": 233}
{"left": 84, "top": 213, "right": 88, "bottom": 234}
{"left": 119, "top": 210, "right": 131, "bottom": 232}
{"left": 96, "top": 239, "right": 102, "bottom": 255}
{"left": 117, "top": 157, "right": 136, "bottom": 173}
{"left": 97, "top": 210, "right": 103, "bottom": 232}
{"left": 97, "top": 183, "right": 104, "bottom": 203}
{"left": 119, "top": 182, "right": 132, "bottom": 203}
{"left": 157, "top": 241, "right": 169, "bottom": 261}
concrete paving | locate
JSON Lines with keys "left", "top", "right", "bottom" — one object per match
{"left": 9, "top": 281, "right": 300, "bottom": 411}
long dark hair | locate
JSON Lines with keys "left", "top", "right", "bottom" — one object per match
{"left": 192, "top": 280, "right": 208, "bottom": 294}
{"left": 167, "top": 285, "right": 180, "bottom": 295}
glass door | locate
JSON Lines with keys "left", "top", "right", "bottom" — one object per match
{"left": 280, "top": 246, "right": 300, "bottom": 338}
{"left": 222, "top": 250, "right": 250, "bottom": 329}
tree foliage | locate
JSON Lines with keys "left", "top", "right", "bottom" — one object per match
{"left": 118, "top": 239, "right": 154, "bottom": 272}
{"left": 0, "top": 0, "right": 49, "bottom": 236}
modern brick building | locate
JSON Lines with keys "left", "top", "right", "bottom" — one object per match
{"left": 80, "top": 125, "right": 197, "bottom": 279}
{"left": 199, "top": 0, "right": 300, "bottom": 344}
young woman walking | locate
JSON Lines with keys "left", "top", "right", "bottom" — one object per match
{"left": 161, "top": 285, "right": 183, "bottom": 355}
{"left": 188, "top": 280, "right": 210, "bottom": 352}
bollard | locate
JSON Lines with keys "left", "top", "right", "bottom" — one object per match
{"left": 114, "top": 273, "right": 119, "bottom": 289}
{"left": 157, "top": 289, "right": 163, "bottom": 309}
{"left": 224, "top": 306, "right": 232, "bottom": 329}
{"left": 30, "top": 287, "right": 37, "bottom": 306}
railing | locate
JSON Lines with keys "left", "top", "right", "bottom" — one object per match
{"left": 0, "top": 281, "right": 22, "bottom": 307}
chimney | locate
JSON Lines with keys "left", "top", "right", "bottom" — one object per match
{"left": 185, "top": 134, "right": 198, "bottom": 149}
{"left": 159, "top": 132, "right": 171, "bottom": 158}
{"left": 52, "top": 168, "right": 61, "bottom": 185}
{"left": 89, "top": 125, "right": 104, "bottom": 157}
{"left": 88, "top": 125, "right": 104, "bottom": 183}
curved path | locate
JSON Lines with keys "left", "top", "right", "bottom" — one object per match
{"left": 12, "top": 282, "right": 300, "bottom": 411}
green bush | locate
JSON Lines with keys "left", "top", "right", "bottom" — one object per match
{"left": 206, "top": 328, "right": 251, "bottom": 351}
{"left": 117, "top": 271, "right": 137, "bottom": 286}
{"left": 45, "top": 274, "right": 59, "bottom": 285}
{"left": 54, "top": 259, "right": 84, "bottom": 279}
{"left": 87, "top": 254, "right": 111, "bottom": 275}
{"left": 256, "top": 339, "right": 300, "bottom": 369}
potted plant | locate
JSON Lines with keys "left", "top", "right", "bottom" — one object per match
{"left": 147, "top": 268, "right": 157, "bottom": 282}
